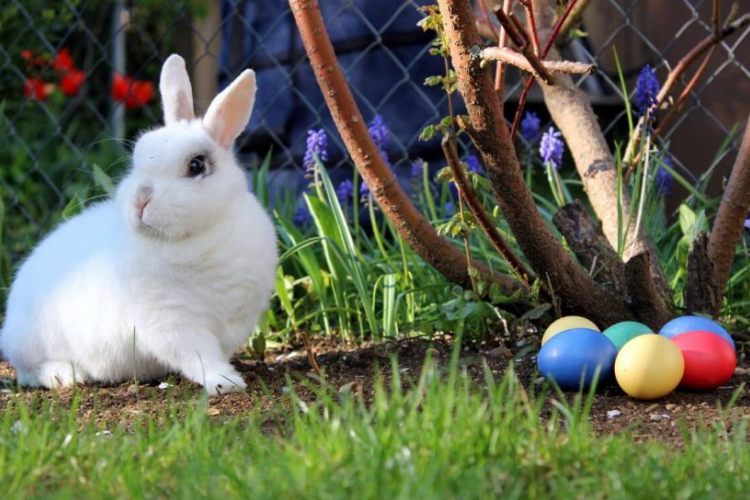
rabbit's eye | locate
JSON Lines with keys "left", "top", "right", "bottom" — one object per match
{"left": 187, "top": 155, "right": 207, "bottom": 177}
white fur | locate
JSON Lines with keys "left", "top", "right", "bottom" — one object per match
{"left": 0, "top": 55, "right": 277, "bottom": 396}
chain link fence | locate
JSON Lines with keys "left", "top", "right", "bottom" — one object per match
{"left": 1, "top": 0, "right": 749, "bottom": 259}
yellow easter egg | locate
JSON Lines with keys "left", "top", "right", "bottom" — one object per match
{"left": 615, "top": 334, "right": 684, "bottom": 400}
{"left": 541, "top": 316, "right": 600, "bottom": 345}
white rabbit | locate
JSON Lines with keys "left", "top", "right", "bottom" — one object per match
{"left": 0, "top": 55, "right": 278, "bottom": 396}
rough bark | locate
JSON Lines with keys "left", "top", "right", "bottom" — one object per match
{"left": 437, "top": 0, "right": 635, "bottom": 326}
{"left": 442, "top": 134, "right": 534, "bottom": 285}
{"left": 558, "top": 0, "right": 593, "bottom": 39}
{"left": 708, "top": 111, "right": 750, "bottom": 312}
{"left": 481, "top": 47, "right": 596, "bottom": 75}
{"left": 532, "top": 0, "right": 669, "bottom": 296}
{"left": 686, "top": 233, "right": 720, "bottom": 315}
{"left": 624, "top": 253, "right": 673, "bottom": 329}
{"left": 289, "top": 0, "right": 519, "bottom": 294}
{"left": 552, "top": 201, "right": 627, "bottom": 297}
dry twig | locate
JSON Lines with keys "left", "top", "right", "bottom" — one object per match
{"left": 481, "top": 46, "right": 596, "bottom": 75}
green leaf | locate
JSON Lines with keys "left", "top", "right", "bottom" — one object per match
{"left": 274, "top": 267, "right": 294, "bottom": 317}
{"left": 424, "top": 76, "right": 443, "bottom": 87}
{"left": 61, "top": 193, "right": 84, "bottom": 220}
{"left": 92, "top": 163, "right": 115, "bottom": 196}
{"left": 419, "top": 125, "right": 436, "bottom": 141}
{"left": 570, "top": 28, "right": 588, "bottom": 39}
{"left": 679, "top": 204, "right": 696, "bottom": 236}
{"left": 519, "top": 303, "right": 552, "bottom": 322}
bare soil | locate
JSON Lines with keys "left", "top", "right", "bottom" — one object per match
{"left": 1, "top": 334, "right": 748, "bottom": 445}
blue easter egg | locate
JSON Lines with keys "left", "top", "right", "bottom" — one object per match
{"left": 659, "top": 316, "right": 735, "bottom": 350}
{"left": 537, "top": 328, "right": 617, "bottom": 391}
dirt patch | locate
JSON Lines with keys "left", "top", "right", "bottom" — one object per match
{"left": 1, "top": 334, "right": 749, "bottom": 444}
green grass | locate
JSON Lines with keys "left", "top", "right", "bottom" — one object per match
{"left": 2, "top": 359, "right": 750, "bottom": 499}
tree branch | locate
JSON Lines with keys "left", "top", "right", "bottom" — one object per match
{"left": 493, "top": 7, "right": 554, "bottom": 84}
{"left": 623, "top": 12, "right": 750, "bottom": 169}
{"left": 708, "top": 109, "right": 750, "bottom": 312}
{"left": 532, "top": 0, "right": 669, "bottom": 297}
{"left": 686, "top": 233, "right": 719, "bottom": 315}
{"left": 552, "top": 201, "right": 627, "bottom": 297}
{"left": 493, "top": 0, "right": 513, "bottom": 109}
{"left": 481, "top": 46, "right": 596, "bottom": 75}
{"left": 442, "top": 133, "right": 533, "bottom": 286}
{"left": 624, "top": 253, "right": 673, "bottom": 329}
{"left": 509, "top": 0, "right": 581, "bottom": 140}
{"left": 558, "top": 0, "right": 594, "bottom": 39}
{"left": 437, "top": 0, "right": 635, "bottom": 326}
{"left": 289, "top": 0, "right": 520, "bottom": 294}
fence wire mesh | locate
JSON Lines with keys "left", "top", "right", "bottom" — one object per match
{"left": 1, "top": 0, "right": 749, "bottom": 258}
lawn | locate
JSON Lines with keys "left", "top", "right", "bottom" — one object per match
{"left": 2, "top": 336, "right": 750, "bottom": 499}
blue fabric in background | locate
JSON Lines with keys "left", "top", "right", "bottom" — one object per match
{"left": 218, "top": 0, "right": 453, "bottom": 172}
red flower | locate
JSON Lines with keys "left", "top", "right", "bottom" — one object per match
{"left": 112, "top": 72, "right": 154, "bottom": 109}
{"left": 60, "top": 69, "right": 85, "bottom": 97}
{"left": 53, "top": 48, "right": 75, "bottom": 72}
{"left": 23, "top": 78, "right": 48, "bottom": 100}
{"left": 20, "top": 50, "right": 47, "bottom": 67}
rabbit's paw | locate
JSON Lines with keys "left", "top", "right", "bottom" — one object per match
{"left": 37, "top": 361, "right": 83, "bottom": 389}
{"left": 203, "top": 370, "right": 246, "bottom": 396}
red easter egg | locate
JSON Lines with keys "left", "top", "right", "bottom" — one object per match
{"left": 672, "top": 331, "right": 736, "bottom": 390}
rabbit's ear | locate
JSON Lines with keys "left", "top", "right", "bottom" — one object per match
{"left": 160, "top": 54, "right": 195, "bottom": 125}
{"left": 202, "top": 69, "right": 255, "bottom": 149}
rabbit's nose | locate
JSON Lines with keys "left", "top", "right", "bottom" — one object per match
{"left": 135, "top": 186, "right": 153, "bottom": 220}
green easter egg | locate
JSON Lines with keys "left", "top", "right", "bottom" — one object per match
{"left": 603, "top": 321, "right": 654, "bottom": 351}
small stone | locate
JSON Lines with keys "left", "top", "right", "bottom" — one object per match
{"left": 607, "top": 410, "right": 622, "bottom": 419}
{"left": 646, "top": 403, "right": 659, "bottom": 412}
{"left": 650, "top": 413, "right": 671, "bottom": 422}
{"left": 339, "top": 381, "right": 363, "bottom": 398}
{"left": 207, "top": 408, "right": 221, "bottom": 416}
{"left": 665, "top": 404, "right": 677, "bottom": 411}
{"left": 734, "top": 367, "right": 749, "bottom": 376}
{"left": 488, "top": 346, "right": 513, "bottom": 359}
{"left": 157, "top": 382, "right": 171, "bottom": 390}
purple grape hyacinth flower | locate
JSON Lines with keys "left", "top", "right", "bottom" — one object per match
{"left": 520, "top": 112, "right": 541, "bottom": 143}
{"left": 303, "top": 128, "right": 329, "bottom": 172}
{"left": 656, "top": 157, "right": 674, "bottom": 195}
{"left": 465, "top": 155, "right": 482, "bottom": 174}
{"left": 336, "top": 179, "right": 354, "bottom": 203}
{"left": 411, "top": 158, "right": 426, "bottom": 178}
{"left": 539, "top": 127, "right": 564, "bottom": 169}
{"left": 635, "top": 64, "right": 660, "bottom": 120}
{"left": 360, "top": 179, "right": 370, "bottom": 196}
{"left": 368, "top": 115, "right": 390, "bottom": 152}
{"left": 293, "top": 203, "right": 312, "bottom": 225}
{"left": 368, "top": 115, "right": 392, "bottom": 168}
{"left": 744, "top": 212, "right": 750, "bottom": 229}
